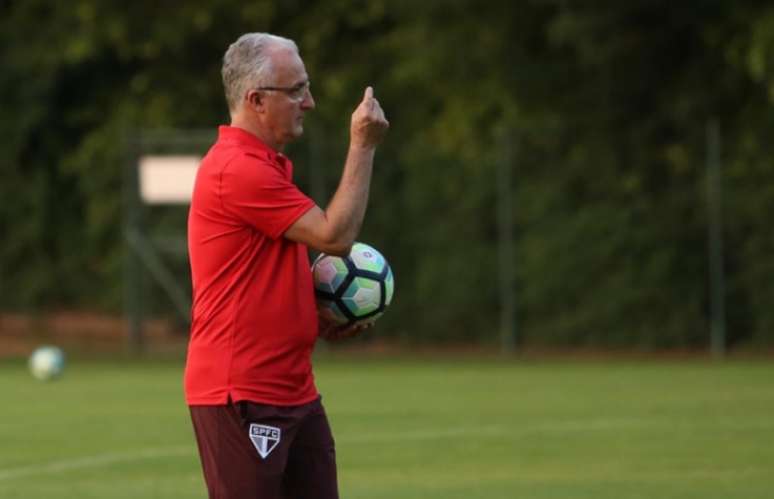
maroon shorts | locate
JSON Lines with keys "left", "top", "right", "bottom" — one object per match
{"left": 190, "top": 397, "right": 338, "bottom": 499}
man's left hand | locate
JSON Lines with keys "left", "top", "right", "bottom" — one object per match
{"left": 318, "top": 317, "right": 373, "bottom": 342}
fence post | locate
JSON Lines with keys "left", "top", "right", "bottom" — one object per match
{"left": 123, "top": 133, "right": 145, "bottom": 352}
{"left": 497, "top": 128, "right": 517, "bottom": 353}
{"left": 706, "top": 119, "right": 726, "bottom": 357}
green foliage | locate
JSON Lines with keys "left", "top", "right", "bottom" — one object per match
{"left": 2, "top": 1, "right": 774, "bottom": 346}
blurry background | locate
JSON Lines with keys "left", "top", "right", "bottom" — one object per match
{"left": 2, "top": 0, "right": 774, "bottom": 352}
{"left": 2, "top": 3, "right": 774, "bottom": 499}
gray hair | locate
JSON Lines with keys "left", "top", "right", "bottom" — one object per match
{"left": 222, "top": 33, "right": 298, "bottom": 113}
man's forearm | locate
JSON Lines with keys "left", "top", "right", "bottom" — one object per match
{"left": 323, "top": 144, "right": 375, "bottom": 249}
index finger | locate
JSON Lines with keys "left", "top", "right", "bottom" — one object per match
{"left": 363, "top": 86, "right": 373, "bottom": 101}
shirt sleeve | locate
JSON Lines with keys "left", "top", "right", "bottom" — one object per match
{"left": 219, "top": 153, "right": 316, "bottom": 239}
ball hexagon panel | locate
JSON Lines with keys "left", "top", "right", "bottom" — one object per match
{"left": 349, "top": 243, "right": 386, "bottom": 273}
{"left": 313, "top": 257, "right": 349, "bottom": 295}
{"left": 318, "top": 299, "right": 348, "bottom": 325}
{"left": 383, "top": 268, "right": 395, "bottom": 306}
{"left": 342, "top": 277, "right": 381, "bottom": 316}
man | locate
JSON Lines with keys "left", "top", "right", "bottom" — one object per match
{"left": 185, "top": 32, "right": 388, "bottom": 499}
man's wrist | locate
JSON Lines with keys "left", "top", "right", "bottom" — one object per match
{"left": 348, "top": 142, "right": 377, "bottom": 156}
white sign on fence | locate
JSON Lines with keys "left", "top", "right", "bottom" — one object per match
{"left": 138, "top": 155, "right": 200, "bottom": 204}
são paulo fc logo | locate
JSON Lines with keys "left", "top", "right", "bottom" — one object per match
{"left": 248, "top": 424, "right": 281, "bottom": 459}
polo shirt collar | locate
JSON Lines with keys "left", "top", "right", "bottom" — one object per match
{"left": 217, "top": 125, "right": 287, "bottom": 163}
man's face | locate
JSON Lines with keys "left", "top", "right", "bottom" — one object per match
{"left": 260, "top": 49, "right": 315, "bottom": 147}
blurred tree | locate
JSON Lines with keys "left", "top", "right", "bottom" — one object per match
{"left": 1, "top": 0, "right": 773, "bottom": 347}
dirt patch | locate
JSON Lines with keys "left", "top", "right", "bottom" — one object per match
{"left": 3, "top": 312, "right": 771, "bottom": 361}
{"left": 0, "top": 312, "right": 187, "bottom": 358}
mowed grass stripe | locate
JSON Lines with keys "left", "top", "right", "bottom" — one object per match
{"left": 0, "top": 358, "right": 772, "bottom": 499}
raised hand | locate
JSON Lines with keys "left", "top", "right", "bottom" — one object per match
{"left": 350, "top": 86, "right": 389, "bottom": 149}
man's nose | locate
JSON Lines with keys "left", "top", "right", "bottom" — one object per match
{"left": 302, "top": 90, "right": 315, "bottom": 110}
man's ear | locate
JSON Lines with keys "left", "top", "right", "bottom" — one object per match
{"left": 246, "top": 89, "right": 264, "bottom": 113}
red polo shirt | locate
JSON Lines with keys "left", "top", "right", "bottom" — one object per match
{"left": 185, "top": 125, "right": 319, "bottom": 406}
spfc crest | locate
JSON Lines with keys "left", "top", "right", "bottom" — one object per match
{"left": 248, "top": 424, "right": 281, "bottom": 459}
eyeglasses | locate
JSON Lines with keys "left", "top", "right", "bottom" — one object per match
{"left": 256, "top": 81, "right": 310, "bottom": 102}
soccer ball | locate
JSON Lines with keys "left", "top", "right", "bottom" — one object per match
{"left": 29, "top": 346, "right": 65, "bottom": 381}
{"left": 312, "top": 242, "right": 394, "bottom": 326}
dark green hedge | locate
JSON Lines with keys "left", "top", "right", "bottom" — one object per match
{"left": 2, "top": 1, "right": 774, "bottom": 347}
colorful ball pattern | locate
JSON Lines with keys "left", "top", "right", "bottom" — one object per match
{"left": 312, "top": 242, "right": 394, "bottom": 326}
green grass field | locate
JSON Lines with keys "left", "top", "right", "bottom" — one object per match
{"left": 1, "top": 355, "right": 773, "bottom": 498}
